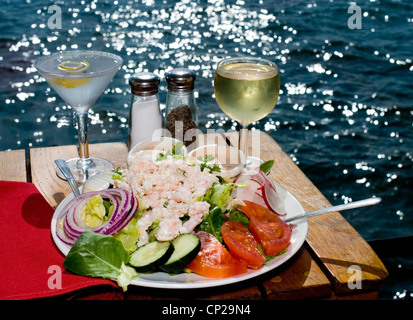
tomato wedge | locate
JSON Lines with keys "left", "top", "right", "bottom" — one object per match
{"left": 241, "top": 200, "right": 291, "bottom": 256}
{"left": 221, "top": 221, "right": 266, "bottom": 269}
{"left": 187, "top": 231, "right": 247, "bottom": 278}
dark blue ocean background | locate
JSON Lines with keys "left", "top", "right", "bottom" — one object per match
{"left": 0, "top": 0, "right": 411, "bottom": 299}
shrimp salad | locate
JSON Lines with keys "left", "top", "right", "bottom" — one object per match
{"left": 115, "top": 159, "right": 221, "bottom": 248}
{"left": 57, "top": 155, "right": 290, "bottom": 288}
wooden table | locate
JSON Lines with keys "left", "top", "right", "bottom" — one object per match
{"left": 0, "top": 132, "right": 388, "bottom": 300}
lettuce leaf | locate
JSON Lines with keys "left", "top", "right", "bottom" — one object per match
{"left": 114, "top": 217, "right": 140, "bottom": 253}
{"left": 198, "top": 204, "right": 224, "bottom": 243}
{"left": 228, "top": 209, "right": 250, "bottom": 228}
{"left": 205, "top": 182, "right": 234, "bottom": 212}
{"left": 147, "top": 219, "right": 161, "bottom": 243}
{"left": 80, "top": 195, "right": 108, "bottom": 227}
{"left": 198, "top": 182, "right": 237, "bottom": 242}
{"left": 63, "top": 231, "right": 138, "bottom": 291}
{"left": 117, "top": 262, "right": 139, "bottom": 291}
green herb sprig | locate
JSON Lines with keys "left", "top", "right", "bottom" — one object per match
{"left": 112, "top": 167, "right": 123, "bottom": 181}
{"left": 156, "top": 141, "right": 186, "bottom": 162}
{"left": 197, "top": 155, "right": 221, "bottom": 173}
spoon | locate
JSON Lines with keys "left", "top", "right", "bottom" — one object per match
{"left": 55, "top": 159, "right": 81, "bottom": 197}
{"left": 284, "top": 197, "right": 382, "bottom": 223}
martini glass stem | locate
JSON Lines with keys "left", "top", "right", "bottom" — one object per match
{"left": 239, "top": 125, "right": 249, "bottom": 157}
{"left": 75, "top": 110, "right": 93, "bottom": 171}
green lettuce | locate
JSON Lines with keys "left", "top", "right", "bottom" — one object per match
{"left": 63, "top": 231, "right": 138, "bottom": 291}
{"left": 205, "top": 182, "right": 234, "bottom": 212}
{"left": 198, "top": 204, "right": 224, "bottom": 243}
{"left": 80, "top": 195, "right": 108, "bottom": 227}
{"left": 114, "top": 217, "right": 140, "bottom": 253}
{"left": 228, "top": 209, "right": 250, "bottom": 228}
{"left": 147, "top": 219, "right": 161, "bottom": 243}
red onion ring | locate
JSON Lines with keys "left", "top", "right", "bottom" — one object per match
{"left": 56, "top": 188, "right": 138, "bottom": 245}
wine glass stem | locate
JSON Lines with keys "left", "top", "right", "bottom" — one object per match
{"left": 75, "top": 110, "right": 92, "bottom": 168}
{"left": 239, "top": 125, "right": 249, "bottom": 157}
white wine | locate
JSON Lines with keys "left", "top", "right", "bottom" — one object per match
{"left": 214, "top": 62, "right": 279, "bottom": 125}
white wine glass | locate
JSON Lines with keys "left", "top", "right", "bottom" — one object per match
{"left": 34, "top": 50, "right": 123, "bottom": 182}
{"left": 214, "top": 56, "right": 280, "bottom": 165}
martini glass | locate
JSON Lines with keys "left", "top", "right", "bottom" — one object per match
{"left": 214, "top": 57, "right": 280, "bottom": 167}
{"left": 34, "top": 50, "right": 123, "bottom": 182}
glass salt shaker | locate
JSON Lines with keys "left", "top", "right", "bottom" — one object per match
{"left": 128, "top": 72, "right": 162, "bottom": 150}
{"left": 164, "top": 68, "right": 198, "bottom": 150}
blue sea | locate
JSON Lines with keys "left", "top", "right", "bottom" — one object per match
{"left": 0, "top": 0, "right": 412, "bottom": 299}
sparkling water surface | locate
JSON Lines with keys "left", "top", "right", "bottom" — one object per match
{"left": 0, "top": 0, "right": 412, "bottom": 299}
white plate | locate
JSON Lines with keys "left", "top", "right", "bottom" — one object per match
{"left": 51, "top": 182, "right": 308, "bottom": 289}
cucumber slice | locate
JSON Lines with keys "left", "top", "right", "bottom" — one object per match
{"left": 160, "top": 233, "right": 201, "bottom": 273}
{"left": 129, "top": 241, "right": 173, "bottom": 272}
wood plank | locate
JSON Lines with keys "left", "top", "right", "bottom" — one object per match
{"left": 30, "top": 142, "right": 128, "bottom": 208}
{"left": 262, "top": 246, "right": 331, "bottom": 300}
{"left": 0, "top": 149, "right": 27, "bottom": 182}
{"left": 254, "top": 131, "right": 388, "bottom": 294}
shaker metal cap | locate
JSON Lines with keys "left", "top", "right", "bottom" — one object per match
{"left": 129, "top": 72, "right": 160, "bottom": 96}
{"left": 165, "top": 68, "right": 196, "bottom": 92}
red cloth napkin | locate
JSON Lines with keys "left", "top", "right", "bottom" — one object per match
{"left": 0, "top": 181, "right": 121, "bottom": 300}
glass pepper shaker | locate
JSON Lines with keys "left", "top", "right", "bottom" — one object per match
{"left": 128, "top": 72, "right": 162, "bottom": 150}
{"left": 164, "top": 68, "right": 198, "bottom": 150}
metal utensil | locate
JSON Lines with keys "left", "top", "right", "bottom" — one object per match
{"left": 284, "top": 197, "right": 382, "bottom": 223}
{"left": 55, "top": 159, "right": 81, "bottom": 197}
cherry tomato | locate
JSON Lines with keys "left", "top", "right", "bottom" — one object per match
{"left": 221, "top": 221, "right": 266, "bottom": 269}
{"left": 241, "top": 200, "right": 292, "bottom": 256}
{"left": 187, "top": 231, "right": 247, "bottom": 278}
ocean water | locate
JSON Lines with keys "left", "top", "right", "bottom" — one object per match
{"left": 0, "top": 0, "right": 412, "bottom": 298}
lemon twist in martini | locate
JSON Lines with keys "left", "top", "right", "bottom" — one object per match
{"left": 34, "top": 50, "right": 123, "bottom": 182}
